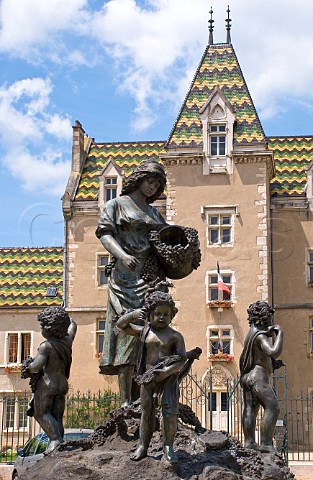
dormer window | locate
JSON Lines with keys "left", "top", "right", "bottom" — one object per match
{"left": 98, "top": 159, "right": 123, "bottom": 211}
{"left": 105, "top": 177, "right": 117, "bottom": 202}
{"left": 200, "top": 86, "right": 236, "bottom": 175}
{"left": 210, "top": 125, "right": 226, "bottom": 156}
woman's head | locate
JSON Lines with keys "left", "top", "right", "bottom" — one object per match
{"left": 121, "top": 160, "right": 166, "bottom": 203}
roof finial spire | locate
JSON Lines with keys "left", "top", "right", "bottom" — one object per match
{"left": 225, "top": 5, "right": 232, "bottom": 44}
{"left": 208, "top": 7, "right": 214, "bottom": 45}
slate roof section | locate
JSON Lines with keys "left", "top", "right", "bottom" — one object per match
{"left": 75, "top": 141, "right": 166, "bottom": 201}
{"left": 167, "top": 43, "right": 266, "bottom": 149}
{"left": 268, "top": 136, "right": 313, "bottom": 197}
{"left": 0, "top": 247, "right": 63, "bottom": 308}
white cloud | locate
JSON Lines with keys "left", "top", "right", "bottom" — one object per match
{"left": 0, "top": 78, "right": 72, "bottom": 196}
{"left": 2, "top": 0, "right": 313, "bottom": 132}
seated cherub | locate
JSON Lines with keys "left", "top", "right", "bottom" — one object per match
{"left": 116, "top": 283, "right": 201, "bottom": 464}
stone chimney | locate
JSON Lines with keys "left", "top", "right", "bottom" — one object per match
{"left": 72, "top": 120, "right": 85, "bottom": 172}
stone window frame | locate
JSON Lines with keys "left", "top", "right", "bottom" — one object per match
{"left": 96, "top": 253, "right": 110, "bottom": 288}
{"left": 205, "top": 269, "right": 235, "bottom": 305}
{"left": 3, "top": 331, "right": 33, "bottom": 366}
{"left": 206, "top": 325, "right": 234, "bottom": 357}
{"left": 104, "top": 176, "right": 118, "bottom": 202}
{"left": 201, "top": 205, "right": 239, "bottom": 248}
{"left": 0, "top": 394, "right": 29, "bottom": 432}
{"left": 307, "top": 249, "right": 313, "bottom": 286}
{"left": 96, "top": 318, "right": 106, "bottom": 355}
{"left": 200, "top": 86, "right": 236, "bottom": 175}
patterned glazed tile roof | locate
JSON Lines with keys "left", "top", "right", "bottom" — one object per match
{"left": 167, "top": 43, "right": 266, "bottom": 148}
{"left": 268, "top": 136, "right": 313, "bottom": 197}
{"left": 75, "top": 141, "right": 166, "bottom": 200}
{"left": 0, "top": 247, "right": 63, "bottom": 308}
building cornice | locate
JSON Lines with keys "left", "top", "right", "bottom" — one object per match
{"left": 161, "top": 154, "right": 203, "bottom": 167}
{"left": 271, "top": 197, "right": 308, "bottom": 211}
{"left": 232, "top": 152, "right": 275, "bottom": 180}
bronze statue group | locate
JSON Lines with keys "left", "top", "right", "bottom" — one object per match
{"left": 21, "top": 160, "right": 284, "bottom": 462}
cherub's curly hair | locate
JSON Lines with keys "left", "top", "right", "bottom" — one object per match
{"left": 37, "top": 306, "right": 71, "bottom": 338}
{"left": 121, "top": 160, "right": 166, "bottom": 204}
{"left": 247, "top": 301, "right": 275, "bottom": 326}
{"left": 143, "top": 280, "right": 177, "bottom": 319}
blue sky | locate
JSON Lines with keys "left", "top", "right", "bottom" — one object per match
{"left": 1, "top": 0, "right": 313, "bottom": 248}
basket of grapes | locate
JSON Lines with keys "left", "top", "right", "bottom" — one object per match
{"left": 148, "top": 225, "right": 201, "bottom": 280}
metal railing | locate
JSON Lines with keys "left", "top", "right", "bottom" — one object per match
{"left": 0, "top": 390, "right": 119, "bottom": 464}
{"left": 1, "top": 374, "right": 313, "bottom": 465}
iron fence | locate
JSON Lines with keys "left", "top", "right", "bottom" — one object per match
{"left": 0, "top": 390, "right": 119, "bottom": 464}
{"left": 1, "top": 374, "right": 313, "bottom": 465}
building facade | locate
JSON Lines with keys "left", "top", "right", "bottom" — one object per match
{"left": 1, "top": 33, "right": 313, "bottom": 431}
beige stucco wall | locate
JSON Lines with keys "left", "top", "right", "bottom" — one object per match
{"left": 165, "top": 158, "right": 272, "bottom": 381}
{"left": 272, "top": 207, "right": 313, "bottom": 396}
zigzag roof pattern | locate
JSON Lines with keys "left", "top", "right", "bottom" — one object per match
{"left": 167, "top": 43, "right": 266, "bottom": 148}
{"left": 268, "top": 136, "right": 313, "bottom": 197}
{"left": 0, "top": 247, "right": 63, "bottom": 308}
{"left": 75, "top": 141, "right": 165, "bottom": 200}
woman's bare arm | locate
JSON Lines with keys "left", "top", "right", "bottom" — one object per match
{"left": 100, "top": 232, "right": 140, "bottom": 270}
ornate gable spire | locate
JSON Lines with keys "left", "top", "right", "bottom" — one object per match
{"left": 226, "top": 5, "right": 232, "bottom": 44}
{"left": 208, "top": 7, "right": 214, "bottom": 45}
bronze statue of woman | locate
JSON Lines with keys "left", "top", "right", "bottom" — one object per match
{"left": 96, "top": 160, "right": 167, "bottom": 406}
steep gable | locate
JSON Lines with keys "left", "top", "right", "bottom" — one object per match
{"left": 268, "top": 136, "right": 313, "bottom": 197}
{"left": 75, "top": 141, "right": 166, "bottom": 201}
{"left": 167, "top": 43, "right": 266, "bottom": 149}
{"left": 0, "top": 247, "right": 63, "bottom": 308}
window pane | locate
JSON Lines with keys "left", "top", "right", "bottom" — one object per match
{"left": 36, "top": 437, "right": 49, "bottom": 455}
{"left": 218, "top": 125, "right": 226, "bottom": 132}
{"left": 111, "top": 188, "right": 117, "bottom": 199}
{"left": 222, "top": 330, "right": 230, "bottom": 336}
{"left": 211, "top": 341, "right": 219, "bottom": 354}
{"left": 210, "top": 288, "right": 218, "bottom": 301}
{"left": 111, "top": 178, "right": 117, "bottom": 184}
{"left": 21, "top": 333, "right": 31, "bottom": 361}
{"left": 100, "top": 271, "right": 108, "bottom": 286}
{"left": 209, "top": 216, "right": 218, "bottom": 225}
{"left": 106, "top": 178, "right": 112, "bottom": 185}
{"left": 98, "top": 320, "right": 105, "bottom": 331}
{"left": 97, "top": 334, "right": 104, "bottom": 354}
{"left": 219, "top": 139, "right": 226, "bottom": 155}
{"left": 211, "top": 138, "right": 217, "bottom": 156}
{"left": 18, "top": 397, "right": 28, "bottom": 428}
{"left": 208, "top": 392, "right": 216, "bottom": 411}
{"left": 5, "top": 398, "right": 15, "bottom": 428}
{"left": 311, "top": 332, "right": 313, "bottom": 353}
{"left": 222, "top": 340, "right": 230, "bottom": 354}
{"left": 221, "top": 392, "right": 228, "bottom": 411}
{"left": 210, "top": 330, "right": 219, "bottom": 337}
{"left": 222, "top": 275, "right": 231, "bottom": 284}
{"left": 223, "top": 290, "right": 231, "bottom": 301}
{"left": 310, "top": 265, "right": 313, "bottom": 283}
{"left": 310, "top": 318, "right": 313, "bottom": 329}
{"left": 8, "top": 334, "right": 18, "bottom": 363}
{"left": 309, "top": 252, "right": 313, "bottom": 262}
{"left": 222, "top": 216, "right": 231, "bottom": 225}
{"left": 100, "top": 256, "right": 108, "bottom": 266}
{"left": 221, "top": 228, "right": 231, "bottom": 243}
{"left": 210, "top": 126, "right": 218, "bottom": 132}
{"left": 210, "top": 229, "right": 219, "bottom": 244}
{"left": 106, "top": 189, "right": 112, "bottom": 202}
{"left": 210, "top": 275, "right": 218, "bottom": 284}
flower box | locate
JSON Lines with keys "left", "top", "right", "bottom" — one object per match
{"left": 4, "top": 364, "right": 22, "bottom": 373}
{"left": 208, "top": 300, "right": 233, "bottom": 308}
{"left": 95, "top": 352, "right": 102, "bottom": 359}
{"left": 208, "top": 353, "right": 234, "bottom": 363}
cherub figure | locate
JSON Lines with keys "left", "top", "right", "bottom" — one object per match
{"left": 239, "top": 301, "right": 284, "bottom": 453}
{"left": 22, "top": 306, "right": 77, "bottom": 454}
{"left": 116, "top": 284, "right": 201, "bottom": 464}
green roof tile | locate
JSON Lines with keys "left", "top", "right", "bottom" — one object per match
{"left": 0, "top": 247, "right": 63, "bottom": 308}
{"left": 167, "top": 44, "right": 266, "bottom": 148}
{"left": 268, "top": 136, "right": 313, "bottom": 197}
